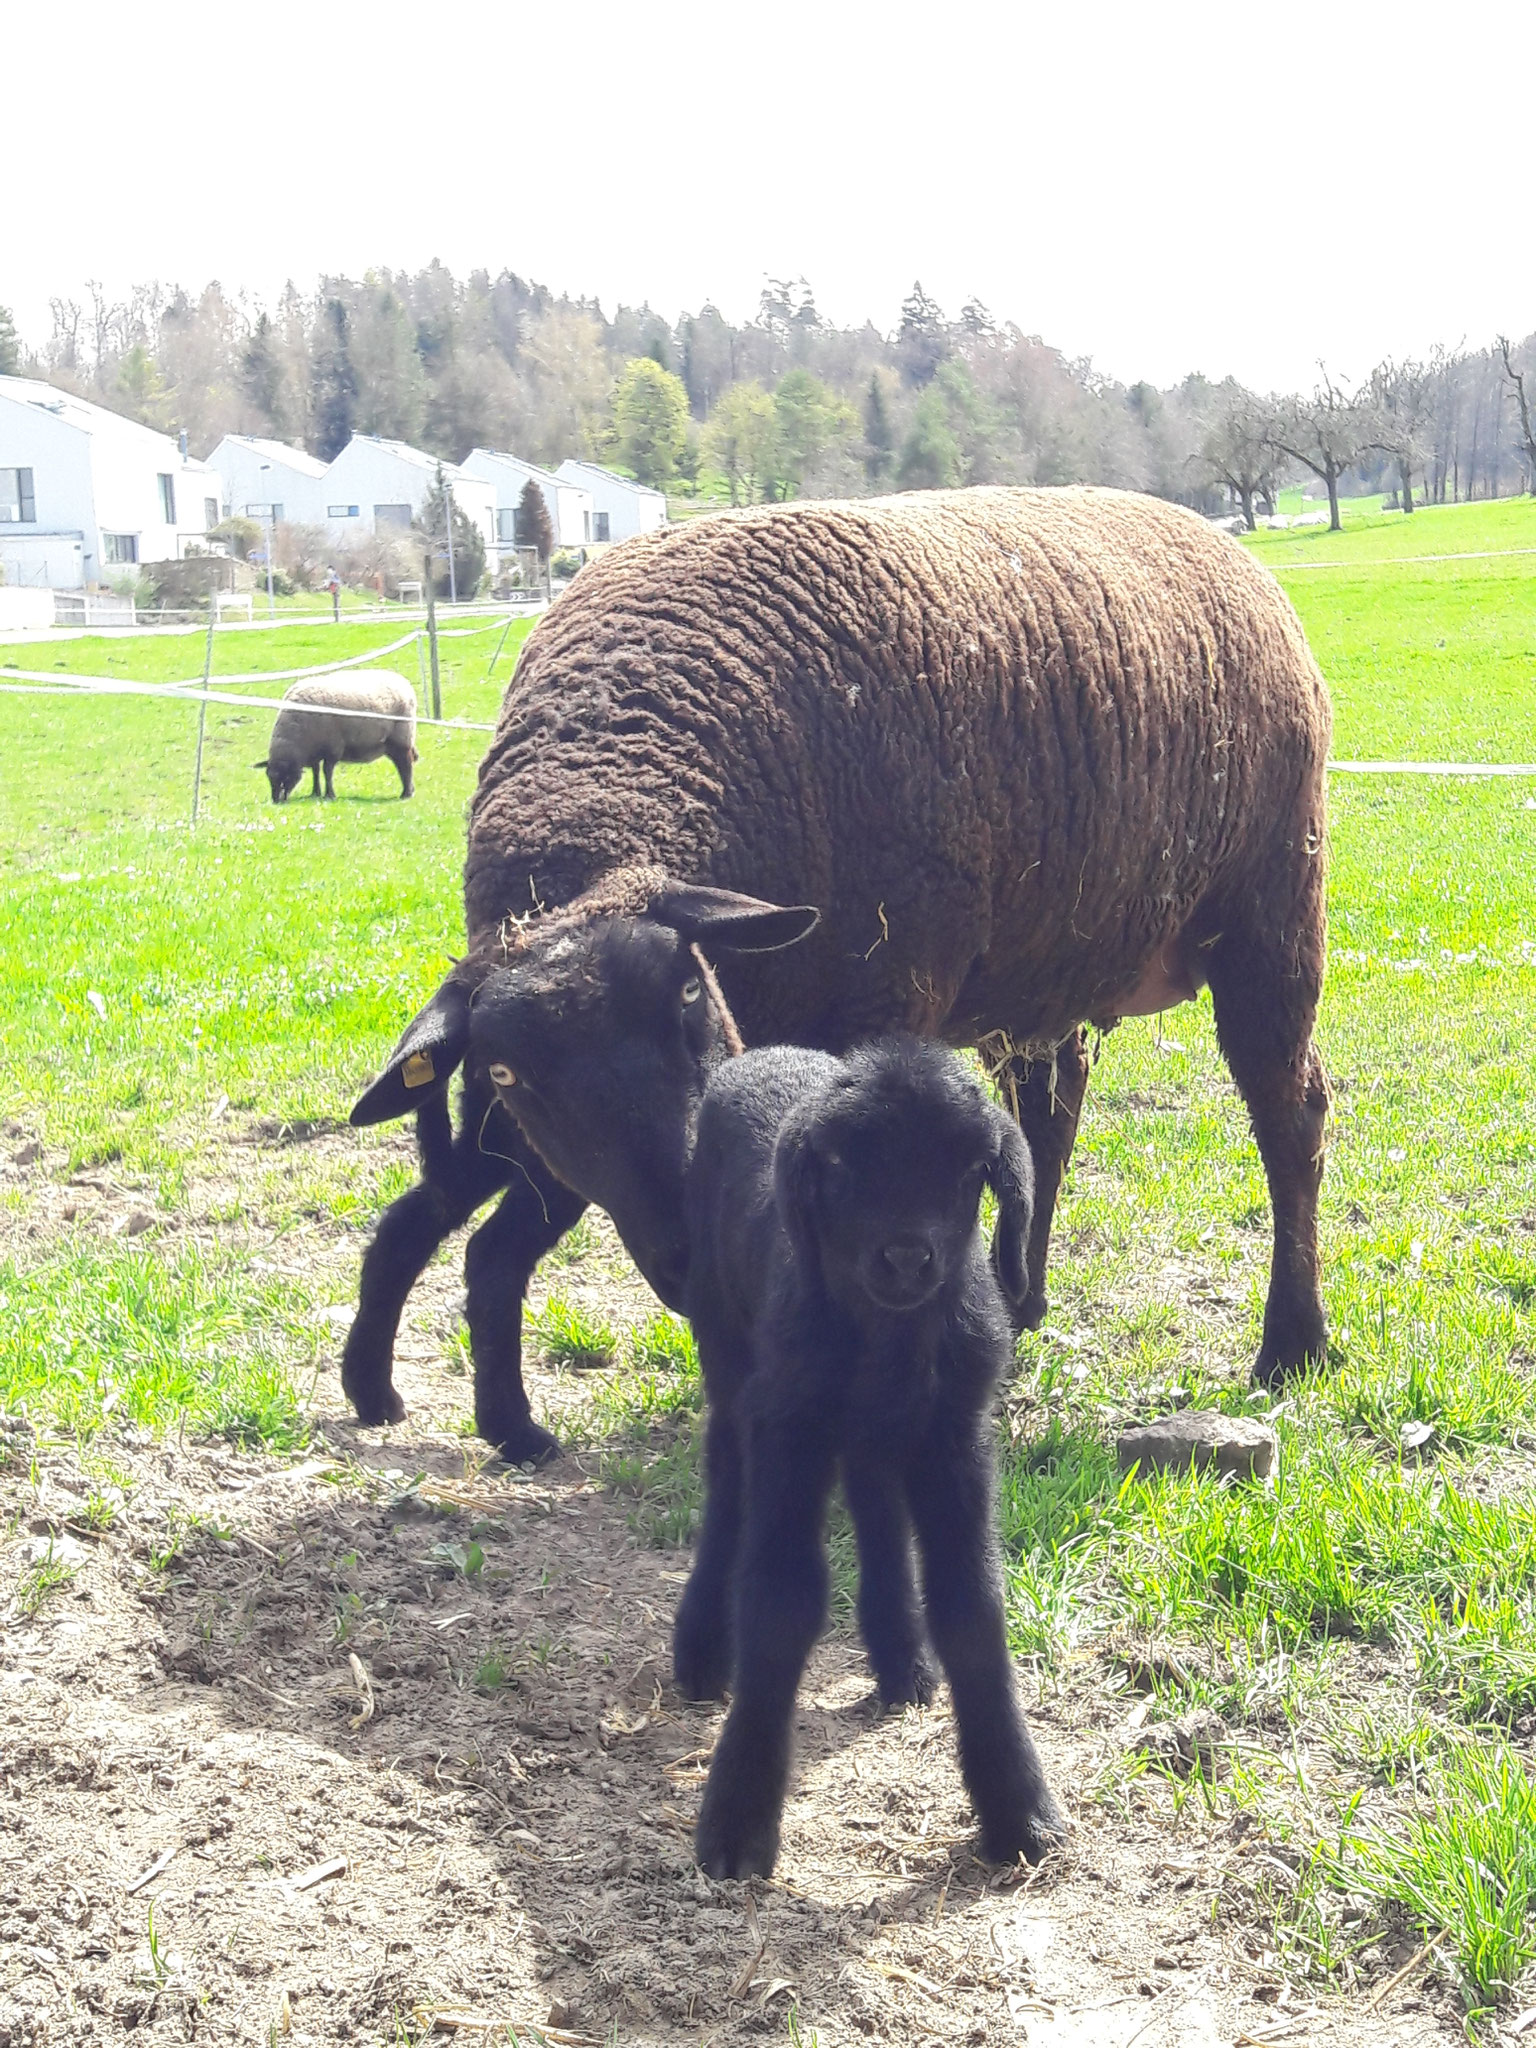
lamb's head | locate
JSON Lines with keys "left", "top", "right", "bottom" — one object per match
{"left": 773, "top": 1037, "right": 1035, "bottom": 1317}
{"left": 256, "top": 754, "right": 303, "bottom": 803}
{"left": 350, "top": 876, "right": 818, "bottom": 1308}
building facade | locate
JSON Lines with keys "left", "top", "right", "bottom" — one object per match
{"left": 459, "top": 449, "right": 595, "bottom": 550}
{"left": 555, "top": 459, "right": 667, "bottom": 542}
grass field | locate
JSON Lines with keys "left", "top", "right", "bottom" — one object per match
{"left": 2, "top": 498, "right": 1535, "bottom": 2038}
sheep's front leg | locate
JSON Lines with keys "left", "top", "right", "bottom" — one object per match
{"left": 695, "top": 1416, "right": 836, "bottom": 1880}
{"left": 843, "top": 1452, "right": 936, "bottom": 1708}
{"left": 907, "top": 1418, "right": 1064, "bottom": 1865}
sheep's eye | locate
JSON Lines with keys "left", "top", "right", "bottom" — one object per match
{"left": 681, "top": 977, "right": 703, "bottom": 1006}
{"left": 488, "top": 1062, "right": 517, "bottom": 1087}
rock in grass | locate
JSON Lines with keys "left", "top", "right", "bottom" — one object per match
{"left": 1129, "top": 1707, "right": 1230, "bottom": 1775}
{"left": 1117, "top": 1408, "right": 1278, "bottom": 1482}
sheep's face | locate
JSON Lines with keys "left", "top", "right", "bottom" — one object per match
{"left": 776, "top": 1042, "right": 1032, "bottom": 1317}
{"left": 466, "top": 890, "right": 819, "bottom": 1311}
{"left": 262, "top": 758, "right": 303, "bottom": 802}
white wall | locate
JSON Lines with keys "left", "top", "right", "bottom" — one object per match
{"left": 461, "top": 450, "right": 594, "bottom": 549}
{"left": 320, "top": 440, "right": 497, "bottom": 563}
{"left": 207, "top": 438, "right": 325, "bottom": 527}
{"left": 556, "top": 460, "right": 667, "bottom": 541}
{"left": 0, "top": 396, "right": 92, "bottom": 584}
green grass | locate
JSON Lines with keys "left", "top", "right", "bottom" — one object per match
{"left": 2, "top": 506, "right": 1535, "bottom": 2014}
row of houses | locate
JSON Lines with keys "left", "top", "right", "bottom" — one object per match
{"left": 0, "top": 375, "right": 667, "bottom": 592}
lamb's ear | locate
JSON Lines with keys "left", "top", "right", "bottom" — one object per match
{"left": 771, "top": 1107, "right": 825, "bottom": 1270}
{"left": 985, "top": 1110, "right": 1035, "bottom": 1308}
{"left": 350, "top": 977, "right": 470, "bottom": 1127}
{"left": 650, "top": 885, "right": 819, "bottom": 954}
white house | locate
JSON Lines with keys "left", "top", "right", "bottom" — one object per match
{"left": 205, "top": 434, "right": 327, "bottom": 527}
{"left": 317, "top": 436, "right": 496, "bottom": 557}
{"left": 555, "top": 459, "right": 667, "bottom": 542}
{"left": 459, "top": 449, "right": 594, "bottom": 550}
{"left": 0, "top": 375, "right": 223, "bottom": 590}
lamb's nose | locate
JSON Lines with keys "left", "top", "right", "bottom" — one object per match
{"left": 881, "top": 1240, "right": 933, "bottom": 1284}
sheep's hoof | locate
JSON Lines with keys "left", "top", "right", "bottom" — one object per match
{"left": 1251, "top": 1316, "right": 1328, "bottom": 1388}
{"left": 877, "top": 1653, "right": 938, "bottom": 1711}
{"left": 695, "top": 1800, "right": 781, "bottom": 1881}
{"left": 347, "top": 1385, "right": 407, "bottom": 1427}
{"left": 980, "top": 1785, "right": 1067, "bottom": 1868}
{"left": 493, "top": 1417, "right": 563, "bottom": 1467}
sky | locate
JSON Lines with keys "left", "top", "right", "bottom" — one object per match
{"left": 9, "top": 0, "right": 1536, "bottom": 394}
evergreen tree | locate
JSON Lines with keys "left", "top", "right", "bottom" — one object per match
{"left": 863, "top": 373, "right": 894, "bottom": 485}
{"left": 312, "top": 298, "right": 357, "bottom": 461}
{"left": 514, "top": 477, "right": 555, "bottom": 562}
{"left": 0, "top": 303, "right": 20, "bottom": 376}
{"left": 242, "top": 312, "right": 287, "bottom": 434}
{"left": 897, "top": 282, "right": 948, "bottom": 386}
{"left": 414, "top": 465, "right": 486, "bottom": 599}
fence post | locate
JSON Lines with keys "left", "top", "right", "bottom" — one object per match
{"left": 425, "top": 554, "right": 442, "bottom": 722}
{"left": 190, "top": 606, "right": 217, "bottom": 826}
{"left": 483, "top": 615, "right": 514, "bottom": 683}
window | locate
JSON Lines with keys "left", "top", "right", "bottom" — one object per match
{"left": 0, "top": 467, "right": 35, "bottom": 523}
{"left": 272, "top": 502, "right": 284, "bottom": 524}
{"left": 373, "top": 503, "right": 412, "bottom": 529}
{"left": 582, "top": 508, "right": 591, "bottom": 542}
{"left": 243, "top": 502, "right": 273, "bottom": 518}
{"left": 158, "top": 473, "right": 176, "bottom": 524}
{"left": 594, "top": 511, "right": 611, "bottom": 542}
{"left": 204, "top": 497, "right": 219, "bottom": 530}
{"left": 104, "top": 533, "right": 139, "bottom": 564}
{"left": 327, "top": 504, "right": 360, "bottom": 519}
{"left": 496, "top": 508, "right": 518, "bottom": 544}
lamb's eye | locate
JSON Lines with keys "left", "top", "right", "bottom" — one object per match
{"left": 681, "top": 977, "right": 703, "bottom": 1006}
{"left": 488, "top": 1062, "right": 517, "bottom": 1087}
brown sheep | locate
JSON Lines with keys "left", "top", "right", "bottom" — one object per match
{"left": 344, "top": 487, "right": 1331, "bottom": 1464}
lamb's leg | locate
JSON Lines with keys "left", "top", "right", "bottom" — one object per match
{"left": 463, "top": 1168, "right": 588, "bottom": 1465}
{"left": 997, "top": 1028, "right": 1090, "bottom": 1330}
{"left": 386, "top": 742, "right": 414, "bottom": 798}
{"left": 673, "top": 1400, "right": 745, "bottom": 1702}
{"left": 907, "top": 1419, "right": 1064, "bottom": 1865}
{"left": 1205, "top": 911, "right": 1329, "bottom": 1385}
{"left": 843, "top": 1452, "right": 935, "bottom": 1707}
{"left": 341, "top": 1091, "right": 513, "bottom": 1427}
{"left": 694, "top": 1418, "right": 837, "bottom": 1879}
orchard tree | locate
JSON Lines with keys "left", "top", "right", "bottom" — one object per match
{"left": 1368, "top": 357, "right": 1434, "bottom": 512}
{"left": 1270, "top": 369, "right": 1378, "bottom": 532}
{"left": 514, "top": 476, "right": 555, "bottom": 563}
{"left": 1497, "top": 336, "right": 1536, "bottom": 496}
{"left": 1198, "top": 384, "right": 1279, "bottom": 530}
{"left": 612, "top": 356, "right": 690, "bottom": 486}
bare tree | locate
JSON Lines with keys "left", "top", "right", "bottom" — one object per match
{"left": 1197, "top": 383, "right": 1279, "bottom": 530}
{"left": 1270, "top": 369, "right": 1379, "bottom": 532}
{"left": 1368, "top": 357, "right": 1435, "bottom": 512}
{"left": 1497, "top": 335, "right": 1536, "bottom": 496}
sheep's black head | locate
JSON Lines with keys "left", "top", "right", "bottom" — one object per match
{"left": 256, "top": 756, "right": 303, "bottom": 803}
{"left": 349, "top": 880, "right": 819, "bottom": 1309}
{"left": 774, "top": 1037, "right": 1034, "bottom": 1317}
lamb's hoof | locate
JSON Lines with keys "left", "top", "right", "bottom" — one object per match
{"left": 696, "top": 1800, "right": 781, "bottom": 1880}
{"left": 877, "top": 1654, "right": 939, "bottom": 1711}
{"left": 345, "top": 1383, "right": 407, "bottom": 1427}
{"left": 980, "top": 1785, "right": 1067, "bottom": 1868}
{"left": 1251, "top": 1325, "right": 1328, "bottom": 1390}
{"left": 1014, "top": 1289, "right": 1048, "bottom": 1335}
{"left": 492, "top": 1418, "right": 563, "bottom": 1467}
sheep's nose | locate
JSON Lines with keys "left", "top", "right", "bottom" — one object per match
{"left": 881, "top": 1240, "right": 933, "bottom": 1284}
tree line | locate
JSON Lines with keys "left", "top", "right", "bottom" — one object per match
{"left": 4, "top": 270, "right": 1534, "bottom": 523}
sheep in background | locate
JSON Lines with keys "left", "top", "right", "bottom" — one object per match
{"left": 256, "top": 671, "right": 418, "bottom": 802}
{"left": 673, "top": 1035, "right": 1064, "bottom": 1880}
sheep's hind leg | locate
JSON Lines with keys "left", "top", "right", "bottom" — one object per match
{"left": 673, "top": 1399, "right": 745, "bottom": 1701}
{"left": 341, "top": 1093, "right": 513, "bottom": 1428}
{"left": 386, "top": 742, "right": 414, "bottom": 798}
{"left": 995, "top": 1028, "right": 1090, "bottom": 1331}
{"left": 907, "top": 1420, "right": 1064, "bottom": 1865}
{"left": 1205, "top": 921, "right": 1329, "bottom": 1386}
{"left": 843, "top": 1452, "right": 936, "bottom": 1708}
{"left": 463, "top": 1165, "right": 587, "bottom": 1466}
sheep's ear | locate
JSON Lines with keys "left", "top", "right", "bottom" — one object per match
{"left": 650, "top": 885, "right": 819, "bottom": 954}
{"left": 986, "top": 1111, "right": 1035, "bottom": 1308}
{"left": 771, "top": 1109, "right": 824, "bottom": 1269}
{"left": 350, "top": 977, "right": 470, "bottom": 1127}
{"left": 253, "top": 758, "right": 269, "bottom": 769}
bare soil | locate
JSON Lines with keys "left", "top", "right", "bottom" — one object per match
{"left": 0, "top": 1132, "right": 1464, "bottom": 2047}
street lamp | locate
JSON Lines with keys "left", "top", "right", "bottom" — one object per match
{"left": 259, "top": 462, "right": 276, "bottom": 617}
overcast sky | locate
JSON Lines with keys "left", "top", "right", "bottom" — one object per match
{"left": 10, "top": 0, "right": 1535, "bottom": 393}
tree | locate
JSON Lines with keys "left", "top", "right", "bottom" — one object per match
{"left": 1368, "top": 357, "right": 1434, "bottom": 512}
{"left": 242, "top": 312, "right": 289, "bottom": 435}
{"left": 704, "top": 382, "right": 780, "bottom": 504}
{"left": 863, "top": 373, "right": 895, "bottom": 487}
{"left": 897, "top": 282, "right": 948, "bottom": 386}
{"left": 0, "top": 304, "right": 19, "bottom": 376}
{"left": 897, "top": 386, "right": 962, "bottom": 489}
{"left": 414, "top": 465, "right": 485, "bottom": 600}
{"left": 514, "top": 477, "right": 555, "bottom": 563}
{"left": 1198, "top": 384, "right": 1279, "bottom": 530}
{"left": 115, "top": 344, "right": 172, "bottom": 428}
{"left": 1497, "top": 336, "right": 1536, "bottom": 496}
{"left": 1269, "top": 370, "right": 1378, "bottom": 532}
{"left": 611, "top": 356, "right": 690, "bottom": 486}
{"left": 312, "top": 297, "right": 357, "bottom": 461}
{"left": 767, "top": 370, "right": 856, "bottom": 500}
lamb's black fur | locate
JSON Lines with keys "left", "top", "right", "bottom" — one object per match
{"left": 345, "top": 487, "right": 1333, "bottom": 1464}
{"left": 675, "top": 1035, "right": 1064, "bottom": 1880}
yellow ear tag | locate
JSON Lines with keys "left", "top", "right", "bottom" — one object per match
{"left": 402, "top": 1050, "right": 436, "bottom": 1089}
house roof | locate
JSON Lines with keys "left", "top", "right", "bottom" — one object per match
{"left": 556, "top": 458, "right": 666, "bottom": 502}
{"left": 465, "top": 448, "right": 572, "bottom": 490}
{"left": 211, "top": 434, "right": 329, "bottom": 479}
{"left": 0, "top": 375, "right": 214, "bottom": 469}
{"left": 336, "top": 435, "right": 469, "bottom": 479}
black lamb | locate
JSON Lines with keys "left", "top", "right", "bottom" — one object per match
{"left": 674, "top": 1035, "right": 1065, "bottom": 1880}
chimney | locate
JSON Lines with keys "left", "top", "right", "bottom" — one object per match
{"left": 178, "top": 428, "right": 188, "bottom": 459}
